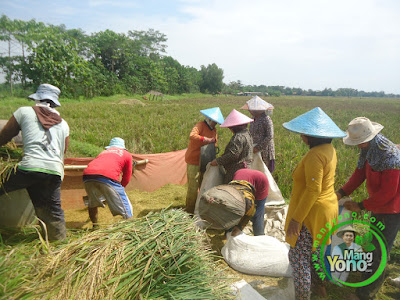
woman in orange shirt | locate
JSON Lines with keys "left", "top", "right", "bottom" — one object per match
{"left": 184, "top": 107, "right": 224, "bottom": 214}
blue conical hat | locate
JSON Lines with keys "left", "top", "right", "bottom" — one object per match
{"left": 200, "top": 107, "right": 224, "bottom": 124}
{"left": 282, "top": 107, "right": 346, "bottom": 138}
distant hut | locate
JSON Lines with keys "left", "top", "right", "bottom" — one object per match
{"left": 147, "top": 90, "right": 164, "bottom": 101}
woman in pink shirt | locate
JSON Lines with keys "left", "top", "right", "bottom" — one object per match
{"left": 336, "top": 117, "right": 400, "bottom": 300}
{"left": 232, "top": 169, "right": 269, "bottom": 236}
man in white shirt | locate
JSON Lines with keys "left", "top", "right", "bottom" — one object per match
{"left": 0, "top": 84, "right": 70, "bottom": 241}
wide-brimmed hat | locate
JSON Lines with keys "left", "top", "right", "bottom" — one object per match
{"left": 220, "top": 109, "right": 253, "bottom": 128}
{"left": 282, "top": 107, "right": 346, "bottom": 138}
{"left": 28, "top": 83, "right": 61, "bottom": 107}
{"left": 105, "top": 137, "right": 126, "bottom": 149}
{"left": 343, "top": 117, "right": 384, "bottom": 146}
{"left": 200, "top": 107, "right": 224, "bottom": 124}
{"left": 240, "top": 96, "right": 274, "bottom": 111}
{"left": 336, "top": 225, "right": 358, "bottom": 238}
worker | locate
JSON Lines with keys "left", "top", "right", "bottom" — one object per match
{"left": 0, "top": 83, "right": 70, "bottom": 241}
{"left": 241, "top": 96, "right": 276, "bottom": 173}
{"left": 184, "top": 107, "right": 224, "bottom": 214}
{"left": 198, "top": 179, "right": 255, "bottom": 237}
{"left": 83, "top": 137, "right": 133, "bottom": 227}
{"left": 232, "top": 169, "right": 269, "bottom": 236}
{"left": 210, "top": 109, "right": 253, "bottom": 183}
{"left": 198, "top": 169, "right": 269, "bottom": 237}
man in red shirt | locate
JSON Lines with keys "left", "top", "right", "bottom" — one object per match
{"left": 232, "top": 169, "right": 269, "bottom": 236}
{"left": 83, "top": 137, "right": 133, "bottom": 226}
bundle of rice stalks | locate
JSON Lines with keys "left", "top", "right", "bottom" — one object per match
{"left": 0, "top": 143, "right": 22, "bottom": 185}
{"left": 11, "top": 209, "right": 234, "bottom": 300}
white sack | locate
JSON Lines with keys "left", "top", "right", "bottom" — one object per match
{"left": 222, "top": 232, "right": 293, "bottom": 277}
{"left": 250, "top": 152, "right": 285, "bottom": 206}
{"left": 388, "top": 276, "right": 400, "bottom": 288}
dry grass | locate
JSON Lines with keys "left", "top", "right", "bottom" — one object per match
{"left": 117, "top": 99, "right": 146, "bottom": 106}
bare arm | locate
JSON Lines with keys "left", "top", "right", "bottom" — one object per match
{"left": 0, "top": 116, "right": 21, "bottom": 147}
{"left": 64, "top": 136, "right": 69, "bottom": 154}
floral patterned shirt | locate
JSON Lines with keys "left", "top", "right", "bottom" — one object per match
{"left": 249, "top": 113, "right": 275, "bottom": 163}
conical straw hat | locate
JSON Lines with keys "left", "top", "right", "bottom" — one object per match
{"left": 240, "top": 96, "right": 273, "bottom": 111}
{"left": 282, "top": 107, "right": 346, "bottom": 138}
{"left": 200, "top": 107, "right": 224, "bottom": 124}
{"left": 220, "top": 109, "right": 253, "bottom": 128}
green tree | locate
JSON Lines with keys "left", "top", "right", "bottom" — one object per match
{"left": 24, "top": 35, "right": 90, "bottom": 97}
{"left": 0, "top": 14, "right": 17, "bottom": 95}
{"left": 199, "top": 63, "right": 224, "bottom": 94}
{"left": 127, "top": 29, "right": 167, "bottom": 56}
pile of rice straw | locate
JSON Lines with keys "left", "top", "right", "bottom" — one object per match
{"left": 0, "top": 143, "right": 22, "bottom": 185}
{"left": 2, "top": 209, "right": 234, "bottom": 300}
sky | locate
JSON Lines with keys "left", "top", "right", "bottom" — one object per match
{"left": 1, "top": 0, "right": 400, "bottom": 94}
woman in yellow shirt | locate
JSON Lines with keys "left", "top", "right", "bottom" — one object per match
{"left": 283, "top": 107, "right": 346, "bottom": 299}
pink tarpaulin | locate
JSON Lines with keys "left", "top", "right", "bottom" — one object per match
{"left": 62, "top": 149, "right": 187, "bottom": 210}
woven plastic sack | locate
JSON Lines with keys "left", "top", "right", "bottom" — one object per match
{"left": 198, "top": 184, "right": 245, "bottom": 230}
{"left": 250, "top": 152, "right": 285, "bottom": 205}
{"left": 194, "top": 164, "right": 224, "bottom": 227}
{"left": 222, "top": 232, "right": 293, "bottom": 277}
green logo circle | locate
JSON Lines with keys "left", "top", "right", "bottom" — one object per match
{"left": 318, "top": 219, "right": 387, "bottom": 287}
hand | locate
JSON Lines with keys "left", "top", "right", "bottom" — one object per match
{"left": 286, "top": 219, "right": 300, "bottom": 239}
{"left": 336, "top": 191, "right": 342, "bottom": 201}
{"left": 231, "top": 226, "right": 242, "bottom": 237}
{"left": 203, "top": 137, "right": 216, "bottom": 144}
{"left": 343, "top": 200, "right": 361, "bottom": 212}
{"left": 210, "top": 159, "right": 218, "bottom": 166}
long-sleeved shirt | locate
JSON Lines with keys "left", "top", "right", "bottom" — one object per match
{"left": 249, "top": 113, "right": 275, "bottom": 163}
{"left": 185, "top": 121, "right": 217, "bottom": 165}
{"left": 216, "top": 129, "right": 253, "bottom": 183}
{"left": 83, "top": 148, "right": 133, "bottom": 187}
{"left": 341, "top": 162, "right": 400, "bottom": 214}
{"left": 285, "top": 143, "right": 339, "bottom": 250}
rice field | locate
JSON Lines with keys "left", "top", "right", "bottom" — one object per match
{"left": 1, "top": 94, "right": 399, "bottom": 200}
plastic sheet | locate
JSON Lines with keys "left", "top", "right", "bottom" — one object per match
{"left": 62, "top": 149, "right": 187, "bottom": 209}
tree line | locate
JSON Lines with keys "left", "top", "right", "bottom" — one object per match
{"left": 224, "top": 81, "right": 399, "bottom": 98}
{"left": 0, "top": 15, "right": 224, "bottom": 97}
{"left": 1, "top": 15, "right": 398, "bottom": 98}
